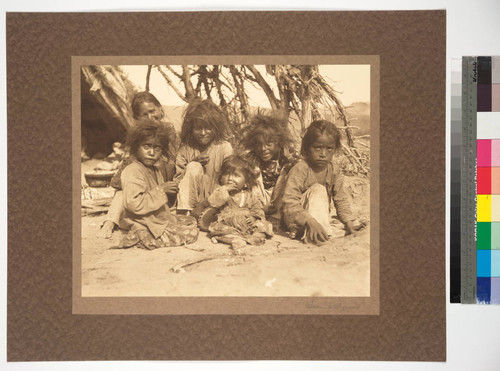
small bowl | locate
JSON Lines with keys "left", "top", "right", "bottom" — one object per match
{"left": 84, "top": 170, "right": 116, "bottom": 188}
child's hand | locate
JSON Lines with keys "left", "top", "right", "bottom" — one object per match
{"left": 225, "top": 183, "right": 239, "bottom": 194}
{"left": 245, "top": 216, "right": 257, "bottom": 225}
{"left": 160, "top": 181, "right": 179, "bottom": 195}
{"left": 305, "top": 219, "right": 329, "bottom": 245}
{"left": 193, "top": 154, "right": 210, "bottom": 166}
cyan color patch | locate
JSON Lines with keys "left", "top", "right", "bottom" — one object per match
{"left": 477, "top": 250, "right": 492, "bottom": 277}
{"left": 491, "top": 250, "right": 500, "bottom": 277}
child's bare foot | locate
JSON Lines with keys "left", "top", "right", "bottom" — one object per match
{"left": 247, "top": 232, "right": 266, "bottom": 245}
{"left": 231, "top": 238, "right": 247, "bottom": 249}
{"left": 97, "top": 220, "right": 115, "bottom": 238}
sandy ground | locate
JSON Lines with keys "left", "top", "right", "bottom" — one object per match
{"left": 81, "top": 160, "right": 370, "bottom": 297}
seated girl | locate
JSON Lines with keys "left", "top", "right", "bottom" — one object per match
{"left": 201, "top": 156, "right": 273, "bottom": 249}
{"left": 174, "top": 99, "right": 233, "bottom": 215}
{"left": 98, "top": 91, "right": 178, "bottom": 238}
{"left": 239, "top": 113, "right": 295, "bottom": 216}
{"left": 120, "top": 120, "right": 198, "bottom": 250}
{"left": 282, "top": 120, "right": 356, "bottom": 245}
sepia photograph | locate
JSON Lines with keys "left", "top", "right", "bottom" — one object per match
{"left": 74, "top": 56, "right": 378, "bottom": 314}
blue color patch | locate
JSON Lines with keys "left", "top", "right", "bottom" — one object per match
{"left": 477, "top": 277, "right": 491, "bottom": 304}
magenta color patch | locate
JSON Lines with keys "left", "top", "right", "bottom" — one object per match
{"left": 477, "top": 139, "right": 492, "bottom": 167}
{"left": 492, "top": 140, "right": 500, "bottom": 166}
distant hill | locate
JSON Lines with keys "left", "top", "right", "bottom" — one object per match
{"left": 162, "top": 101, "right": 370, "bottom": 137}
{"left": 162, "top": 105, "right": 185, "bottom": 132}
{"left": 346, "top": 102, "right": 370, "bottom": 137}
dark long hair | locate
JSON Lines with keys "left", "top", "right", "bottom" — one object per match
{"left": 239, "top": 112, "right": 290, "bottom": 163}
{"left": 300, "top": 120, "right": 342, "bottom": 157}
{"left": 126, "top": 119, "right": 171, "bottom": 157}
{"left": 131, "top": 91, "right": 164, "bottom": 120}
{"left": 219, "top": 155, "right": 258, "bottom": 188}
{"left": 180, "top": 99, "right": 230, "bottom": 147}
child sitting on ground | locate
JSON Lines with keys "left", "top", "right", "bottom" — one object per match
{"left": 282, "top": 120, "right": 356, "bottom": 245}
{"left": 239, "top": 113, "right": 296, "bottom": 216}
{"left": 201, "top": 156, "right": 273, "bottom": 249}
{"left": 98, "top": 91, "right": 178, "bottom": 238}
{"left": 174, "top": 99, "right": 233, "bottom": 215}
{"left": 120, "top": 120, "right": 198, "bottom": 250}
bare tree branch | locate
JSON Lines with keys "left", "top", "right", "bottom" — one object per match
{"left": 245, "top": 65, "right": 280, "bottom": 111}
{"left": 182, "top": 65, "right": 196, "bottom": 101}
{"left": 145, "top": 65, "right": 152, "bottom": 92}
{"left": 155, "top": 65, "right": 188, "bottom": 103}
{"left": 314, "top": 73, "right": 354, "bottom": 147}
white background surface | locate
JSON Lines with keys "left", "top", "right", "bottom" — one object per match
{"left": 1, "top": 1, "right": 500, "bottom": 370}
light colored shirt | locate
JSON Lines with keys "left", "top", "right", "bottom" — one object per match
{"left": 282, "top": 159, "right": 354, "bottom": 228}
{"left": 174, "top": 141, "right": 233, "bottom": 196}
{"left": 121, "top": 160, "right": 175, "bottom": 238}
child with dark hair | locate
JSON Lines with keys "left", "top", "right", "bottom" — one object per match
{"left": 98, "top": 91, "right": 178, "bottom": 239}
{"left": 119, "top": 120, "right": 198, "bottom": 249}
{"left": 130, "top": 91, "right": 179, "bottom": 159}
{"left": 239, "top": 112, "right": 295, "bottom": 216}
{"left": 174, "top": 99, "right": 233, "bottom": 214}
{"left": 199, "top": 156, "right": 273, "bottom": 249}
{"left": 282, "top": 120, "right": 356, "bottom": 245}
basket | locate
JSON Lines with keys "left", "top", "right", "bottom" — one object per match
{"left": 84, "top": 170, "right": 116, "bottom": 188}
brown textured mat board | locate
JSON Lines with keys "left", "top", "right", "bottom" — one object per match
{"left": 7, "top": 11, "right": 446, "bottom": 361}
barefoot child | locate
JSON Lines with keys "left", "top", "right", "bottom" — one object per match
{"left": 174, "top": 99, "right": 233, "bottom": 215}
{"left": 282, "top": 120, "right": 356, "bottom": 245}
{"left": 201, "top": 156, "right": 273, "bottom": 249}
{"left": 120, "top": 120, "right": 198, "bottom": 249}
{"left": 239, "top": 113, "right": 295, "bottom": 216}
{"left": 98, "top": 91, "right": 178, "bottom": 238}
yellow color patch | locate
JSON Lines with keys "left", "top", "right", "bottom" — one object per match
{"left": 478, "top": 195, "right": 492, "bottom": 222}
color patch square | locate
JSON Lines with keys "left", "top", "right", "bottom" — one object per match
{"left": 477, "top": 277, "right": 491, "bottom": 304}
{"left": 492, "top": 195, "right": 500, "bottom": 222}
{"left": 477, "top": 250, "right": 491, "bottom": 277}
{"left": 477, "top": 222, "right": 491, "bottom": 250}
{"left": 478, "top": 57, "right": 492, "bottom": 84}
{"left": 477, "top": 139, "right": 492, "bottom": 166}
{"left": 477, "top": 112, "right": 493, "bottom": 138}
{"left": 477, "top": 195, "right": 491, "bottom": 222}
{"left": 491, "top": 223, "right": 500, "bottom": 250}
{"left": 492, "top": 140, "right": 500, "bottom": 166}
{"left": 492, "top": 251, "right": 500, "bottom": 277}
{"left": 494, "top": 56, "right": 500, "bottom": 83}
{"left": 490, "top": 277, "right": 500, "bottom": 304}
{"left": 477, "top": 167, "right": 491, "bottom": 194}
{"left": 478, "top": 84, "right": 492, "bottom": 112}
{"left": 491, "top": 167, "right": 500, "bottom": 194}
{"left": 493, "top": 85, "right": 500, "bottom": 112}
{"left": 491, "top": 112, "right": 500, "bottom": 138}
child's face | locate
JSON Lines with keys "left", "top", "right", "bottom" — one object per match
{"left": 255, "top": 136, "right": 279, "bottom": 163}
{"left": 136, "top": 136, "right": 162, "bottom": 167}
{"left": 307, "top": 133, "right": 336, "bottom": 170}
{"left": 192, "top": 120, "right": 214, "bottom": 147}
{"left": 137, "top": 102, "right": 163, "bottom": 122}
{"left": 220, "top": 169, "right": 247, "bottom": 192}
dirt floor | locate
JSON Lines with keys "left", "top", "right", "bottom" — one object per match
{"left": 81, "top": 160, "right": 370, "bottom": 297}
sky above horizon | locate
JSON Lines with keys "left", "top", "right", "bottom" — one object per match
{"left": 121, "top": 64, "right": 370, "bottom": 108}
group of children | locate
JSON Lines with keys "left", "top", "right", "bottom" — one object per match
{"left": 97, "top": 91, "right": 360, "bottom": 250}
